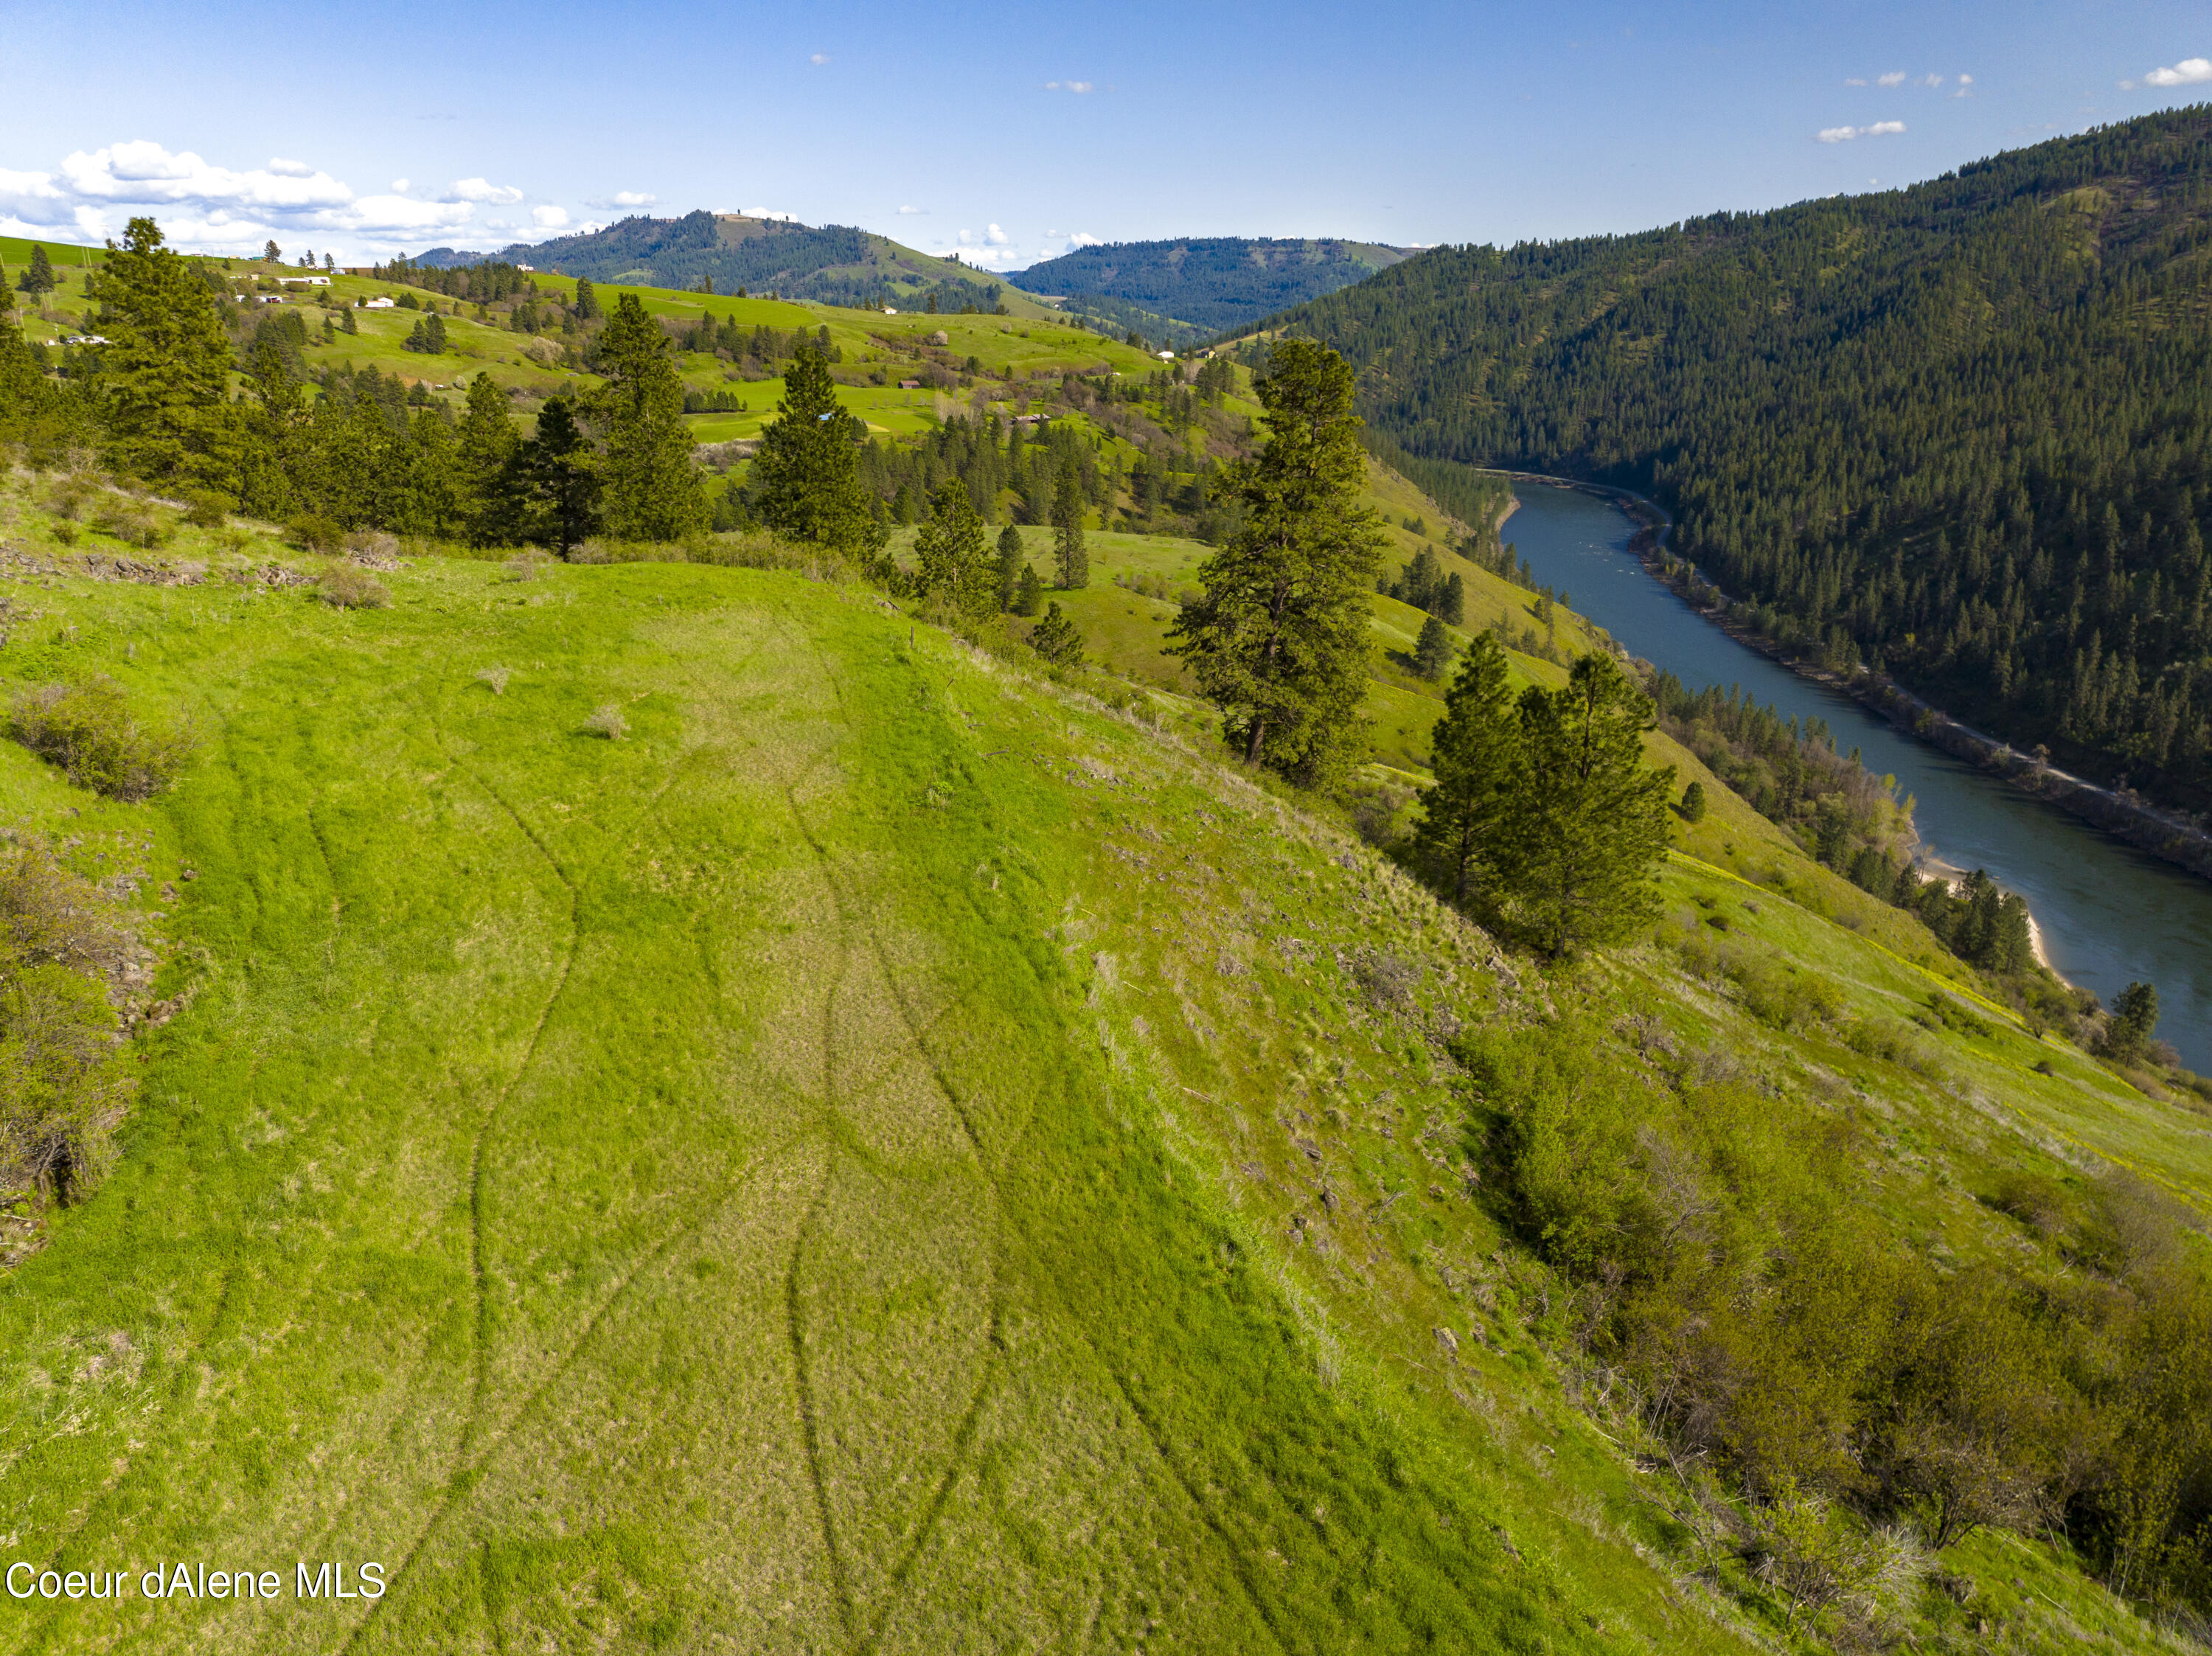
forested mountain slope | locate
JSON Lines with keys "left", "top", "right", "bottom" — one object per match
{"left": 1262, "top": 105, "right": 2212, "bottom": 815}
{"left": 418, "top": 210, "right": 1052, "bottom": 316}
{"left": 1010, "top": 237, "right": 1412, "bottom": 341}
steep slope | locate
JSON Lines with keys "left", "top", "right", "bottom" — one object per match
{"left": 1262, "top": 104, "right": 2212, "bottom": 815}
{"left": 1010, "top": 237, "right": 1413, "bottom": 342}
{"left": 0, "top": 483, "right": 2199, "bottom": 1650}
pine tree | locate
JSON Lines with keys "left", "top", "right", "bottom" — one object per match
{"left": 455, "top": 373, "right": 518, "bottom": 546}
{"left": 749, "top": 347, "right": 883, "bottom": 557}
{"left": 518, "top": 396, "right": 600, "bottom": 557}
{"left": 573, "top": 277, "right": 600, "bottom": 321}
{"left": 589, "top": 293, "right": 706, "bottom": 541}
{"left": 1439, "top": 571, "right": 1466, "bottom": 625}
{"left": 91, "top": 218, "right": 241, "bottom": 489}
{"left": 1013, "top": 564, "right": 1043, "bottom": 616}
{"left": 1511, "top": 652, "right": 1674, "bottom": 955}
{"left": 1680, "top": 779, "right": 1708, "bottom": 822}
{"left": 262, "top": 240, "right": 281, "bottom": 265}
{"left": 1166, "top": 340, "right": 1387, "bottom": 784}
{"left": 995, "top": 524, "right": 1025, "bottom": 611}
{"left": 425, "top": 313, "right": 447, "bottom": 354}
{"left": 912, "top": 479, "right": 993, "bottom": 616}
{"left": 16, "top": 245, "right": 55, "bottom": 297}
{"left": 1030, "top": 602, "right": 1083, "bottom": 665}
{"left": 1052, "top": 448, "right": 1088, "bottom": 588}
{"left": 2099, "top": 981, "right": 2160, "bottom": 1062}
{"left": 341, "top": 306, "right": 358, "bottom": 335}
{"left": 1414, "top": 613, "right": 1453, "bottom": 680}
{"left": 1414, "top": 631, "right": 1520, "bottom": 904}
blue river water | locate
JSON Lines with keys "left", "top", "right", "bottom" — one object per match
{"left": 1501, "top": 482, "right": 2212, "bottom": 1073}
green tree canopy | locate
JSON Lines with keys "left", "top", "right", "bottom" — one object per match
{"left": 16, "top": 245, "right": 55, "bottom": 297}
{"left": 911, "top": 479, "right": 993, "bottom": 617}
{"left": 1051, "top": 447, "right": 1088, "bottom": 589}
{"left": 1512, "top": 652, "right": 1674, "bottom": 954}
{"left": 1167, "top": 338, "right": 1385, "bottom": 785}
{"left": 1414, "top": 631, "right": 1521, "bottom": 905}
{"left": 518, "top": 397, "right": 601, "bottom": 557}
{"left": 456, "top": 373, "right": 518, "bottom": 547}
{"left": 89, "top": 218, "right": 240, "bottom": 490}
{"left": 588, "top": 293, "right": 706, "bottom": 542}
{"left": 750, "top": 347, "right": 882, "bottom": 558}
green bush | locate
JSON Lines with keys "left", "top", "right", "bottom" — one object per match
{"left": 181, "top": 490, "right": 228, "bottom": 529}
{"left": 9, "top": 676, "right": 192, "bottom": 800}
{"left": 287, "top": 512, "right": 342, "bottom": 552}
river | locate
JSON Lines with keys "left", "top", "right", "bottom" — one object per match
{"left": 1501, "top": 482, "right": 2212, "bottom": 1074}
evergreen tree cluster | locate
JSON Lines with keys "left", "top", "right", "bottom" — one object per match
{"left": 0, "top": 223, "right": 703, "bottom": 552}
{"left": 1267, "top": 106, "right": 2212, "bottom": 814}
{"left": 378, "top": 258, "right": 540, "bottom": 305}
{"left": 1381, "top": 545, "right": 1464, "bottom": 624}
{"left": 1416, "top": 636, "right": 1674, "bottom": 952}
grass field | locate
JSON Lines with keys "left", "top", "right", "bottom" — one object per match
{"left": 0, "top": 468, "right": 2198, "bottom": 1650}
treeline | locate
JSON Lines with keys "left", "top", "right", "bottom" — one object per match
{"left": 376, "top": 258, "right": 540, "bottom": 304}
{"left": 1266, "top": 105, "right": 2212, "bottom": 815}
{"left": 0, "top": 218, "right": 707, "bottom": 548}
{"left": 1470, "top": 1009, "right": 2212, "bottom": 1627}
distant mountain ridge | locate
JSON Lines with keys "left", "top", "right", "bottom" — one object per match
{"left": 1007, "top": 237, "right": 1415, "bottom": 341}
{"left": 405, "top": 209, "right": 1053, "bottom": 316}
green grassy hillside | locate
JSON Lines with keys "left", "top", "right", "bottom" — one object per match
{"left": 0, "top": 465, "right": 2199, "bottom": 1651}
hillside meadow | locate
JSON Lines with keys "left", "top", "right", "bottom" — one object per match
{"left": 0, "top": 458, "right": 2196, "bottom": 1650}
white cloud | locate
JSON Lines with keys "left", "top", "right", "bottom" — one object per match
{"left": 898, "top": 203, "right": 924, "bottom": 215}
{"left": 1043, "top": 80, "right": 1094, "bottom": 93}
{"left": 743, "top": 206, "right": 797, "bottom": 222}
{"left": 1958, "top": 74, "right": 1974, "bottom": 86}
{"left": 1877, "top": 71, "right": 1906, "bottom": 86}
{"left": 266, "top": 157, "right": 316, "bottom": 178}
{"left": 1845, "top": 77, "right": 1866, "bottom": 86}
{"left": 810, "top": 52, "right": 830, "bottom": 65}
{"left": 1067, "top": 231, "right": 1102, "bottom": 248}
{"left": 613, "top": 189, "right": 655, "bottom": 207}
{"left": 391, "top": 178, "right": 411, "bottom": 193}
{"left": 2145, "top": 57, "right": 2212, "bottom": 87}
{"left": 1818, "top": 121, "right": 1906, "bottom": 143}
{"left": 445, "top": 177, "right": 523, "bottom": 204}
{"left": 1921, "top": 73, "right": 1943, "bottom": 88}
{"left": 531, "top": 205, "right": 569, "bottom": 229}
{"left": 985, "top": 223, "right": 1008, "bottom": 246}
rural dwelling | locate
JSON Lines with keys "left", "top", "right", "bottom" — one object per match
{"left": 278, "top": 275, "right": 331, "bottom": 287}
{"left": 899, "top": 379, "right": 921, "bottom": 389}
{"left": 361, "top": 296, "right": 396, "bottom": 310}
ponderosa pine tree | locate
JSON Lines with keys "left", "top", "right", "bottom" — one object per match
{"left": 1414, "top": 613, "right": 1453, "bottom": 680}
{"left": 995, "top": 524, "right": 1025, "bottom": 610}
{"left": 590, "top": 293, "right": 706, "bottom": 542}
{"left": 1013, "top": 563, "right": 1043, "bottom": 616}
{"left": 1168, "top": 339, "right": 1386, "bottom": 784}
{"left": 518, "top": 396, "right": 600, "bottom": 557}
{"left": 1030, "top": 602, "right": 1083, "bottom": 665}
{"left": 749, "top": 347, "right": 881, "bottom": 558}
{"left": 572, "top": 276, "right": 600, "bottom": 321}
{"left": 912, "top": 479, "right": 993, "bottom": 616}
{"left": 1512, "top": 651, "right": 1674, "bottom": 955}
{"left": 1414, "top": 631, "right": 1520, "bottom": 905}
{"left": 456, "top": 373, "right": 518, "bottom": 546}
{"left": 91, "top": 218, "right": 240, "bottom": 490}
{"left": 1052, "top": 448, "right": 1088, "bottom": 588}
{"left": 16, "top": 245, "right": 55, "bottom": 297}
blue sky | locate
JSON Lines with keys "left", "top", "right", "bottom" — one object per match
{"left": 1, "top": 1, "right": 2207, "bottom": 268}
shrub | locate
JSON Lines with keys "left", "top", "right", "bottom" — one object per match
{"left": 287, "top": 512, "right": 342, "bottom": 552}
{"left": 51, "top": 521, "right": 77, "bottom": 547}
{"left": 318, "top": 566, "right": 390, "bottom": 609}
{"left": 91, "top": 498, "right": 169, "bottom": 549}
{"left": 343, "top": 529, "right": 400, "bottom": 568}
{"left": 10, "top": 677, "right": 192, "bottom": 800}
{"left": 503, "top": 550, "right": 552, "bottom": 581}
{"left": 585, "top": 703, "right": 628, "bottom": 740}
{"left": 182, "top": 491, "right": 228, "bottom": 530}
{"left": 0, "top": 842, "right": 142, "bottom": 1207}
{"left": 476, "top": 665, "right": 512, "bottom": 695}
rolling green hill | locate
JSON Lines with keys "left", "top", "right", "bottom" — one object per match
{"left": 0, "top": 462, "right": 2202, "bottom": 1650}
{"left": 1008, "top": 237, "right": 1415, "bottom": 344}
{"left": 1259, "top": 103, "right": 2212, "bottom": 818}
{"left": 418, "top": 211, "right": 1062, "bottom": 320}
